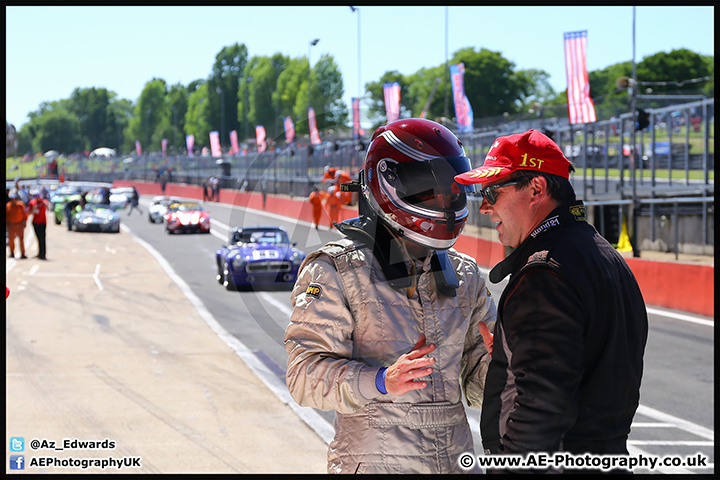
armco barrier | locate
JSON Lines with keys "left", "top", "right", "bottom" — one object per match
{"left": 118, "top": 180, "right": 714, "bottom": 318}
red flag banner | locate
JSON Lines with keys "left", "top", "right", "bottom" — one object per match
{"left": 209, "top": 131, "right": 222, "bottom": 157}
{"left": 256, "top": 125, "right": 267, "bottom": 153}
{"left": 230, "top": 130, "right": 239, "bottom": 154}
{"left": 186, "top": 134, "right": 195, "bottom": 157}
{"left": 161, "top": 138, "right": 168, "bottom": 157}
{"left": 308, "top": 108, "right": 321, "bottom": 145}
{"left": 383, "top": 82, "right": 400, "bottom": 123}
{"left": 352, "top": 97, "right": 361, "bottom": 139}
{"left": 283, "top": 116, "right": 295, "bottom": 144}
{"left": 564, "top": 30, "right": 596, "bottom": 125}
{"left": 135, "top": 140, "right": 142, "bottom": 156}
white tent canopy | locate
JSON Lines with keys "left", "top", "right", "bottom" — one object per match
{"left": 44, "top": 150, "right": 59, "bottom": 158}
{"left": 90, "top": 147, "right": 117, "bottom": 158}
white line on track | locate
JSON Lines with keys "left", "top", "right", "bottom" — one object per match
{"left": 138, "top": 201, "right": 715, "bottom": 459}
{"left": 123, "top": 222, "right": 335, "bottom": 445}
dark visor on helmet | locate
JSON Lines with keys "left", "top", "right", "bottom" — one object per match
{"left": 382, "top": 156, "right": 476, "bottom": 212}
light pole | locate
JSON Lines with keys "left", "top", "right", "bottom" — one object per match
{"left": 171, "top": 105, "right": 177, "bottom": 153}
{"left": 629, "top": 6, "right": 640, "bottom": 258}
{"left": 350, "top": 7, "right": 361, "bottom": 135}
{"left": 216, "top": 87, "right": 225, "bottom": 150}
{"left": 144, "top": 108, "right": 152, "bottom": 153}
{"left": 308, "top": 38, "right": 320, "bottom": 115}
{"left": 244, "top": 76, "right": 253, "bottom": 141}
{"left": 444, "top": 6, "right": 449, "bottom": 119}
{"left": 272, "top": 60, "right": 284, "bottom": 142}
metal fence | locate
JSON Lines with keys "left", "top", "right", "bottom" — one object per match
{"left": 54, "top": 98, "right": 715, "bottom": 256}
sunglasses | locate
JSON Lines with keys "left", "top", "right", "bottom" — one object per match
{"left": 479, "top": 180, "right": 521, "bottom": 205}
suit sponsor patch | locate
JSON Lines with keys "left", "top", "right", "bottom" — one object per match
{"left": 305, "top": 283, "right": 322, "bottom": 299}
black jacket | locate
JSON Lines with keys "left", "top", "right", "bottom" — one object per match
{"left": 481, "top": 201, "right": 648, "bottom": 459}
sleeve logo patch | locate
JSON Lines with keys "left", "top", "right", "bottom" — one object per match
{"left": 305, "top": 283, "right": 322, "bottom": 298}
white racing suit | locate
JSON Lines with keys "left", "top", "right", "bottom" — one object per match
{"left": 284, "top": 236, "right": 496, "bottom": 473}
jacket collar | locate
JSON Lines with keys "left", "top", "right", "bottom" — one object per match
{"left": 489, "top": 201, "right": 586, "bottom": 283}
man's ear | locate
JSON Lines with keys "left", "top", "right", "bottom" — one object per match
{"left": 528, "top": 176, "right": 547, "bottom": 204}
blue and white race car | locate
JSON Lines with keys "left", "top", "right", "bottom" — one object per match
{"left": 215, "top": 226, "right": 306, "bottom": 291}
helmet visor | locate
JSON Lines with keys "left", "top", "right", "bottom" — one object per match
{"left": 381, "top": 156, "right": 476, "bottom": 212}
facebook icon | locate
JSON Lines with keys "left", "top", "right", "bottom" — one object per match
{"left": 10, "top": 454, "right": 25, "bottom": 470}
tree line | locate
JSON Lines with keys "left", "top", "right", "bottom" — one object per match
{"left": 11, "top": 43, "right": 713, "bottom": 157}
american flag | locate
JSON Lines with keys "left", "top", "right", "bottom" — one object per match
{"left": 383, "top": 82, "right": 400, "bottom": 123}
{"left": 308, "top": 108, "right": 321, "bottom": 145}
{"left": 564, "top": 30, "right": 596, "bottom": 125}
{"left": 449, "top": 63, "right": 474, "bottom": 133}
{"left": 283, "top": 116, "right": 295, "bottom": 144}
{"left": 256, "top": 125, "right": 267, "bottom": 153}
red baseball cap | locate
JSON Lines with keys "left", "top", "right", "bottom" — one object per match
{"left": 454, "top": 129, "right": 572, "bottom": 185}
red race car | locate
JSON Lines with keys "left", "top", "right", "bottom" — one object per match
{"left": 163, "top": 202, "right": 211, "bottom": 234}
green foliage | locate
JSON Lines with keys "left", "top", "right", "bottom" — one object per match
{"left": 126, "top": 78, "right": 168, "bottom": 152}
{"left": 185, "top": 83, "right": 212, "bottom": 149}
{"left": 209, "top": 43, "right": 248, "bottom": 145}
{"left": 311, "top": 54, "right": 348, "bottom": 131}
{"left": 8, "top": 44, "right": 713, "bottom": 157}
{"left": 33, "top": 109, "right": 82, "bottom": 153}
{"left": 637, "top": 48, "right": 709, "bottom": 93}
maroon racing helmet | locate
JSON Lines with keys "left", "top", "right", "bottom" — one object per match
{"left": 361, "top": 118, "right": 475, "bottom": 250}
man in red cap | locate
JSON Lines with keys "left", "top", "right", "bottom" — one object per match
{"left": 456, "top": 129, "right": 648, "bottom": 473}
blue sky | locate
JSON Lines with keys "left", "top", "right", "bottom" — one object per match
{"left": 5, "top": 6, "right": 715, "bottom": 129}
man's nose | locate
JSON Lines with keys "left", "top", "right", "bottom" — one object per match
{"left": 478, "top": 197, "right": 493, "bottom": 214}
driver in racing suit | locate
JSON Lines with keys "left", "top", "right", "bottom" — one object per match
{"left": 284, "top": 118, "right": 496, "bottom": 474}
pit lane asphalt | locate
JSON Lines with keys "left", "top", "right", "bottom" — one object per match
{"left": 5, "top": 218, "right": 328, "bottom": 474}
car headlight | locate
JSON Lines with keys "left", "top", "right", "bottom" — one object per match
{"left": 200, "top": 217, "right": 209, "bottom": 223}
{"left": 232, "top": 254, "right": 246, "bottom": 268}
{"left": 290, "top": 251, "right": 304, "bottom": 265}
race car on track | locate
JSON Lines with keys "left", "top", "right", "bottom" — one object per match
{"left": 148, "top": 195, "right": 181, "bottom": 223}
{"left": 109, "top": 187, "right": 135, "bottom": 210}
{"left": 164, "top": 202, "right": 210, "bottom": 234}
{"left": 71, "top": 203, "right": 121, "bottom": 233}
{"left": 215, "top": 226, "right": 306, "bottom": 290}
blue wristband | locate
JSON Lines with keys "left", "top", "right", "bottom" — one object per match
{"left": 375, "top": 367, "right": 388, "bottom": 394}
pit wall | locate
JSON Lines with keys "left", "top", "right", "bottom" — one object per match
{"left": 117, "top": 180, "right": 714, "bottom": 318}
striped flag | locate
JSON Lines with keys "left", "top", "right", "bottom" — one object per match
{"left": 229, "top": 130, "right": 239, "bottom": 154}
{"left": 564, "top": 30, "right": 596, "bottom": 125}
{"left": 352, "top": 97, "right": 361, "bottom": 139}
{"left": 383, "top": 82, "right": 401, "bottom": 123}
{"left": 308, "top": 108, "right": 321, "bottom": 145}
{"left": 256, "top": 125, "right": 267, "bottom": 153}
{"left": 449, "top": 63, "right": 474, "bottom": 133}
{"left": 186, "top": 134, "right": 194, "bottom": 157}
{"left": 209, "top": 131, "right": 222, "bottom": 157}
{"left": 283, "top": 116, "right": 295, "bottom": 144}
